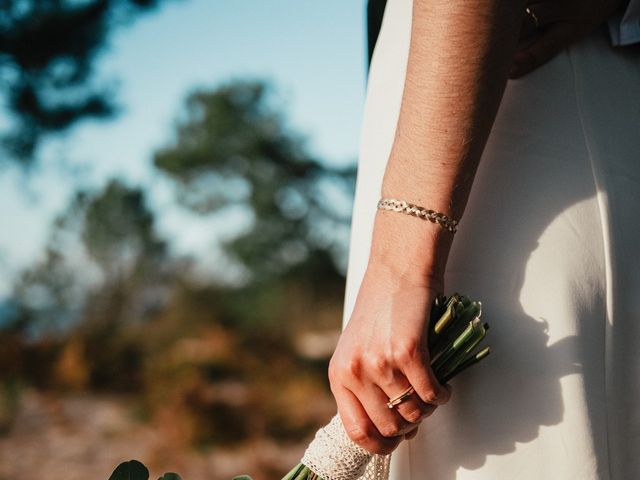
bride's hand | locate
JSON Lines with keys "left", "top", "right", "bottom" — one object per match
{"left": 328, "top": 261, "right": 451, "bottom": 455}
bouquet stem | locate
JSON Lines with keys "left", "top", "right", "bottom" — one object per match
{"left": 233, "top": 294, "right": 493, "bottom": 480}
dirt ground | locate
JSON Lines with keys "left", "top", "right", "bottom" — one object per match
{"left": 0, "top": 391, "right": 312, "bottom": 480}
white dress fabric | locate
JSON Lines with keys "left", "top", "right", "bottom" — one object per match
{"left": 341, "top": 1, "right": 640, "bottom": 479}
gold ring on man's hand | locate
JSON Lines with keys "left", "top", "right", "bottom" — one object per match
{"left": 525, "top": 6, "right": 540, "bottom": 29}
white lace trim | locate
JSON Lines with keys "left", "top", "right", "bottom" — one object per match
{"left": 301, "top": 414, "right": 391, "bottom": 480}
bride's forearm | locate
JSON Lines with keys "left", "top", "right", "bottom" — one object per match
{"left": 370, "top": 0, "right": 527, "bottom": 283}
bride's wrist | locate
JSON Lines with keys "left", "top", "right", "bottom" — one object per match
{"left": 368, "top": 208, "right": 453, "bottom": 288}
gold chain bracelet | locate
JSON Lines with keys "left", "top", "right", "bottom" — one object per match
{"left": 377, "top": 198, "right": 459, "bottom": 233}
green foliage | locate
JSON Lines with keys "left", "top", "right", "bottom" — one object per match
{"left": 0, "top": 379, "right": 22, "bottom": 434}
{"left": 158, "top": 473, "right": 182, "bottom": 480}
{"left": 154, "top": 80, "right": 355, "bottom": 284}
{"left": 80, "top": 179, "right": 167, "bottom": 279}
{"left": 428, "top": 295, "right": 491, "bottom": 383}
{"left": 0, "top": 0, "right": 172, "bottom": 163}
{"left": 8, "top": 248, "right": 80, "bottom": 334}
{"left": 7, "top": 178, "right": 168, "bottom": 336}
{"left": 1, "top": 77, "right": 349, "bottom": 474}
{"left": 107, "top": 462, "right": 184, "bottom": 480}
{"left": 109, "top": 460, "right": 149, "bottom": 480}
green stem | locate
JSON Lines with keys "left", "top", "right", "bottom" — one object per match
{"left": 282, "top": 463, "right": 306, "bottom": 480}
{"left": 440, "top": 346, "right": 491, "bottom": 383}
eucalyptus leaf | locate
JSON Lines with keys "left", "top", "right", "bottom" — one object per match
{"left": 108, "top": 460, "right": 149, "bottom": 480}
{"left": 159, "top": 474, "right": 182, "bottom": 480}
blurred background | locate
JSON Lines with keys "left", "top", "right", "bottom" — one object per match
{"left": 0, "top": 1, "right": 377, "bottom": 478}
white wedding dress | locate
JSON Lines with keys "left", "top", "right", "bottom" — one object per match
{"left": 341, "top": 1, "right": 640, "bottom": 478}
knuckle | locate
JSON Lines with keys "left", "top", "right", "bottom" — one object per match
{"left": 346, "top": 355, "right": 364, "bottom": 379}
{"left": 345, "top": 420, "right": 374, "bottom": 446}
{"left": 379, "top": 420, "right": 403, "bottom": 438}
{"left": 423, "top": 388, "right": 440, "bottom": 404}
{"left": 391, "top": 339, "right": 419, "bottom": 365}
{"left": 329, "top": 354, "right": 364, "bottom": 382}
{"left": 404, "top": 408, "right": 424, "bottom": 424}
{"left": 413, "top": 381, "right": 440, "bottom": 404}
{"left": 363, "top": 351, "right": 389, "bottom": 375}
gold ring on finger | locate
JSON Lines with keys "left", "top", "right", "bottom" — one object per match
{"left": 386, "top": 385, "right": 415, "bottom": 409}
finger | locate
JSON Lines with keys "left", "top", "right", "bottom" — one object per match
{"left": 509, "top": 23, "right": 575, "bottom": 78}
{"left": 332, "top": 385, "right": 401, "bottom": 455}
{"left": 356, "top": 382, "right": 418, "bottom": 438}
{"left": 392, "top": 390, "right": 438, "bottom": 424}
{"left": 379, "top": 380, "right": 437, "bottom": 424}
{"left": 401, "top": 354, "right": 451, "bottom": 406}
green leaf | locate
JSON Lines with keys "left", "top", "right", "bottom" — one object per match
{"left": 232, "top": 476, "right": 253, "bottom": 480}
{"left": 159, "top": 474, "right": 182, "bottom": 480}
{"left": 108, "top": 460, "right": 149, "bottom": 480}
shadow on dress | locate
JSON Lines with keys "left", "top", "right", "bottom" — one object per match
{"left": 398, "top": 31, "right": 640, "bottom": 479}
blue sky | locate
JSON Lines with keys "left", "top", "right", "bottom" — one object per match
{"left": 0, "top": 0, "right": 368, "bottom": 295}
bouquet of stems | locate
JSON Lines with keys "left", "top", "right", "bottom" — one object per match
{"left": 235, "top": 293, "right": 491, "bottom": 480}
{"left": 106, "top": 295, "right": 490, "bottom": 480}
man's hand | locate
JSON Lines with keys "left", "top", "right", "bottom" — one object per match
{"left": 511, "top": 0, "right": 625, "bottom": 78}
